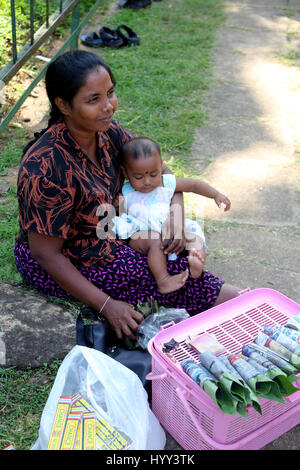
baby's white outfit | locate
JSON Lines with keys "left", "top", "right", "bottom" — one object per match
{"left": 112, "top": 174, "right": 207, "bottom": 257}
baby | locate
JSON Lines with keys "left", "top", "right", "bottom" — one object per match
{"left": 113, "top": 137, "right": 231, "bottom": 294}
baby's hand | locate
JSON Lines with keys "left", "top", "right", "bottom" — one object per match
{"left": 214, "top": 192, "right": 231, "bottom": 211}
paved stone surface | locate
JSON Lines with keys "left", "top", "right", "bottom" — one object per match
{"left": 205, "top": 224, "right": 300, "bottom": 303}
{"left": 189, "top": 0, "right": 300, "bottom": 227}
{"left": 0, "top": 282, "right": 76, "bottom": 368}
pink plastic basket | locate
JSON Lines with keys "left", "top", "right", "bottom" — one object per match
{"left": 147, "top": 288, "right": 300, "bottom": 450}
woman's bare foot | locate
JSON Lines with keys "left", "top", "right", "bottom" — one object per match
{"left": 188, "top": 248, "right": 205, "bottom": 278}
{"left": 157, "top": 269, "right": 189, "bottom": 294}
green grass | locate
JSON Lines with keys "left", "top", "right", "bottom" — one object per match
{"left": 0, "top": 362, "right": 62, "bottom": 450}
{"left": 0, "top": 128, "right": 31, "bottom": 283}
{"left": 275, "top": 48, "right": 300, "bottom": 66}
{"left": 100, "top": 0, "right": 224, "bottom": 161}
{"left": 0, "top": 0, "right": 225, "bottom": 450}
{"left": 0, "top": 188, "right": 21, "bottom": 282}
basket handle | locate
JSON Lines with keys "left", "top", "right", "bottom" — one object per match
{"left": 160, "top": 321, "right": 175, "bottom": 330}
{"left": 238, "top": 288, "right": 251, "bottom": 296}
{"left": 284, "top": 383, "right": 300, "bottom": 403}
{"left": 175, "top": 387, "right": 246, "bottom": 450}
{"left": 174, "top": 386, "right": 300, "bottom": 450}
{"left": 146, "top": 371, "right": 168, "bottom": 381}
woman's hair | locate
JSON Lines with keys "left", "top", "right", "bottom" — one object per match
{"left": 22, "top": 50, "right": 115, "bottom": 155}
{"left": 120, "top": 137, "right": 161, "bottom": 166}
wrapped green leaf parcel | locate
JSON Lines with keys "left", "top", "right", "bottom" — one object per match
{"left": 198, "top": 351, "right": 249, "bottom": 418}
{"left": 218, "top": 355, "right": 261, "bottom": 415}
{"left": 228, "top": 354, "right": 284, "bottom": 403}
{"left": 180, "top": 359, "right": 237, "bottom": 416}
{"left": 242, "top": 344, "right": 299, "bottom": 397}
{"left": 254, "top": 331, "right": 300, "bottom": 369}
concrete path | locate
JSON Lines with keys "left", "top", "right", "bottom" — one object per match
{"left": 167, "top": 0, "right": 300, "bottom": 450}
{"left": 185, "top": 0, "right": 300, "bottom": 305}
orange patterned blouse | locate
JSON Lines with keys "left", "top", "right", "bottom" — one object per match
{"left": 17, "top": 119, "right": 133, "bottom": 267}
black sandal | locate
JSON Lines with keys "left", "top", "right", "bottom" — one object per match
{"left": 81, "top": 32, "right": 104, "bottom": 47}
{"left": 99, "top": 26, "right": 123, "bottom": 48}
{"left": 118, "top": 0, "right": 151, "bottom": 10}
{"left": 116, "top": 25, "right": 140, "bottom": 46}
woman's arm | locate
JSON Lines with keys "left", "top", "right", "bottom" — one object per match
{"left": 175, "top": 177, "right": 231, "bottom": 211}
{"left": 161, "top": 192, "right": 186, "bottom": 255}
{"left": 28, "top": 231, "right": 143, "bottom": 340}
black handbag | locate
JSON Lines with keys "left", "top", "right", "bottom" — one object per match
{"left": 76, "top": 308, "right": 152, "bottom": 399}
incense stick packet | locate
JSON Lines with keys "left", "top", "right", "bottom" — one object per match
{"left": 96, "top": 416, "right": 131, "bottom": 450}
{"left": 60, "top": 412, "right": 81, "bottom": 450}
{"left": 47, "top": 396, "right": 72, "bottom": 450}
{"left": 71, "top": 393, "right": 131, "bottom": 450}
{"left": 82, "top": 412, "right": 96, "bottom": 450}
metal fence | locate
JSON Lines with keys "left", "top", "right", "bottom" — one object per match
{"left": 0, "top": 0, "right": 104, "bottom": 132}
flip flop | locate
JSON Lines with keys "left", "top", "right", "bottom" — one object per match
{"left": 99, "top": 26, "right": 124, "bottom": 48}
{"left": 118, "top": 0, "right": 151, "bottom": 10}
{"left": 116, "top": 25, "right": 140, "bottom": 46}
{"left": 81, "top": 32, "right": 104, "bottom": 47}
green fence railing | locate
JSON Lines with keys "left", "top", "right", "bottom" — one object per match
{"left": 0, "top": 0, "right": 104, "bottom": 132}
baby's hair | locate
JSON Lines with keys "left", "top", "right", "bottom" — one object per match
{"left": 120, "top": 137, "right": 161, "bottom": 166}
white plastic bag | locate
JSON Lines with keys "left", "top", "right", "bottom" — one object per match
{"left": 32, "top": 345, "right": 166, "bottom": 450}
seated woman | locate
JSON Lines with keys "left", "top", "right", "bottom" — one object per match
{"left": 15, "top": 50, "right": 239, "bottom": 341}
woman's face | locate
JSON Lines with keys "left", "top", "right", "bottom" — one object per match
{"left": 63, "top": 66, "right": 118, "bottom": 133}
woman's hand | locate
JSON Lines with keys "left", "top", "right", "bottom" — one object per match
{"left": 101, "top": 298, "right": 144, "bottom": 340}
{"left": 161, "top": 214, "right": 186, "bottom": 255}
{"left": 27, "top": 232, "right": 143, "bottom": 341}
{"left": 161, "top": 192, "right": 186, "bottom": 255}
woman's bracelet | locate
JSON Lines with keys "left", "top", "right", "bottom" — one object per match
{"left": 98, "top": 295, "right": 111, "bottom": 315}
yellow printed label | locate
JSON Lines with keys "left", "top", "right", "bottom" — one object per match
{"left": 72, "top": 394, "right": 91, "bottom": 410}
{"left": 60, "top": 415, "right": 81, "bottom": 450}
{"left": 83, "top": 413, "right": 96, "bottom": 450}
{"left": 95, "top": 417, "right": 130, "bottom": 450}
{"left": 74, "top": 419, "right": 83, "bottom": 450}
{"left": 47, "top": 397, "right": 72, "bottom": 450}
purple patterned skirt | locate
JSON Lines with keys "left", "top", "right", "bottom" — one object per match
{"left": 14, "top": 240, "right": 224, "bottom": 315}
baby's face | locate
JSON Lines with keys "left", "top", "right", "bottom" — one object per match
{"left": 124, "top": 151, "right": 163, "bottom": 193}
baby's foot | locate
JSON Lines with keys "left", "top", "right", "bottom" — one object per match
{"left": 157, "top": 269, "right": 189, "bottom": 294}
{"left": 188, "top": 248, "right": 205, "bottom": 278}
